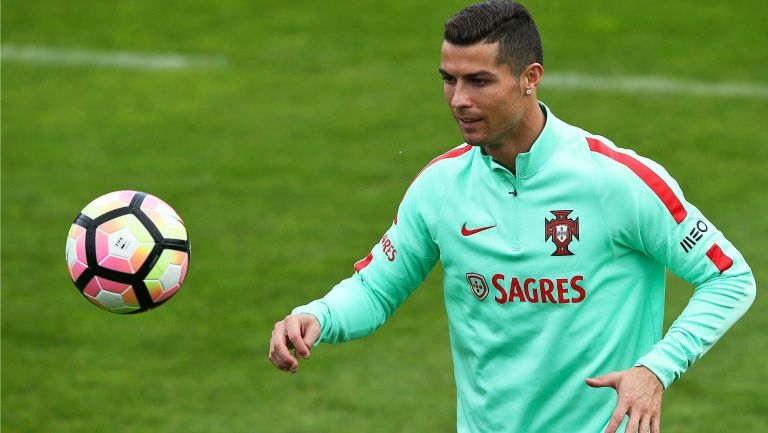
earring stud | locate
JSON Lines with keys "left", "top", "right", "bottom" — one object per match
{"left": 525, "top": 88, "right": 532, "bottom": 95}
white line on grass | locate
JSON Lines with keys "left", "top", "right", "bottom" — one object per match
{"left": 544, "top": 72, "right": 768, "bottom": 99}
{"left": 3, "top": 44, "right": 767, "bottom": 99}
{"left": 1, "top": 44, "right": 226, "bottom": 70}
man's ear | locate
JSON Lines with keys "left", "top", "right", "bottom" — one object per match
{"left": 522, "top": 63, "right": 544, "bottom": 91}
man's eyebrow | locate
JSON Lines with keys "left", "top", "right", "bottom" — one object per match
{"left": 438, "top": 68, "right": 494, "bottom": 78}
{"left": 466, "top": 71, "right": 494, "bottom": 79}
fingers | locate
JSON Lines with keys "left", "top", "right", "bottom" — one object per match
{"left": 593, "top": 367, "right": 664, "bottom": 433}
{"left": 651, "top": 414, "right": 660, "bottom": 433}
{"left": 268, "top": 314, "right": 322, "bottom": 373}
{"left": 604, "top": 405, "right": 656, "bottom": 433}
{"left": 639, "top": 414, "right": 651, "bottom": 433}
{"left": 301, "top": 315, "right": 321, "bottom": 350}
{"left": 622, "top": 412, "right": 639, "bottom": 433}
{"left": 285, "top": 316, "right": 311, "bottom": 359}
{"left": 268, "top": 319, "right": 298, "bottom": 373}
{"left": 586, "top": 371, "right": 621, "bottom": 389}
{"left": 603, "top": 402, "right": 629, "bottom": 433}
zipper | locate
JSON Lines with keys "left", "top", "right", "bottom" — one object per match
{"left": 510, "top": 175, "right": 521, "bottom": 251}
{"left": 490, "top": 157, "right": 522, "bottom": 252}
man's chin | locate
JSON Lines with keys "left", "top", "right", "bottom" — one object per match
{"left": 461, "top": 133, "right": 484, "bottom": 147}
{"left": 462, "top": 135, "right": 492, "bottom": 148}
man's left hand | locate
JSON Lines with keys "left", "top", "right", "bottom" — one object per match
{"left": 586, "top": 366, "right": 664, "bottom": 433}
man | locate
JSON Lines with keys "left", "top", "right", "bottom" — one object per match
{"left": 268, "top": 1, "right": 756, "bottom": 432}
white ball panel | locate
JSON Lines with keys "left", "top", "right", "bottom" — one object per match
{"left": 95, "top": 290, "right": 126, "bottom": 309}
{"left": 159, "top": 263, "right": 182, "bottom": 292}
{"left": 158, "top": 206, "right": 183, "bottom": 227}
{"left": 66, "top": 238, "right": 77, "bottom": 268}
{"left": 107, "top": 228, "right": 139, "bottom": 259}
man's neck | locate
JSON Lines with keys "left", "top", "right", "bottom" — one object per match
{"left": 482, "top": 105, "right": 546, "bottom": 174}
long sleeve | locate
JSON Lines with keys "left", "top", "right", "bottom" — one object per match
{"left": 292, "top": 164, "right": 445, "bottom": 343}
{"left": 634, "top": 199, "right": 755, "bottom": 388}
{"left": 591, "top": 136, "right": 756, "bottom": 389}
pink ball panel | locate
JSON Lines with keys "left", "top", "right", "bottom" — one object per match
{"left": 94, "top": 276, "right": 131, "bottom": 294}
{"left": 99, "top": 255, "right": 134, "bottom": 273}
{"left": 75, "top": 230, "right": 88, "bottom": 265}
{"left": 117, "top": 190, "right": 137, "bottom": 204}
{"left": 95, "top": 229, "right": 110, "bottom": 262}
{"left": 179, "top": 254, "right": 189, "bottom": 285}
{"left": 83, "top": 278, "right": 101, "bottom": 297}
{"left": 157, "top": 285, "right": 179, "bottom": 302}
{"left": 68, "top": 261, "right": 88, "bottom": 281}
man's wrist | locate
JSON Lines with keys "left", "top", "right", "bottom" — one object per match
{"left": 635, "top": 364, "right": 665, "bottom": 390}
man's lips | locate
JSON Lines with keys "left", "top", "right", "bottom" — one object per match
{"left": 457, "top": 117, "right": 482, "bottom": 126}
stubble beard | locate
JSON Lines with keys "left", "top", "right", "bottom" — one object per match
{"left": 460, "top": 125, "right": 505, "bottom": 149}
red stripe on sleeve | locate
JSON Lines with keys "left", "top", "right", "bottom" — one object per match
{"left": 587, "top": 137, "right": 688, "bottom": 224}
{"left": 706, "top": 244, "right": 733, "bottom": 273}
{"left": 354, "top": 252, "right": 374, "bottom": 272}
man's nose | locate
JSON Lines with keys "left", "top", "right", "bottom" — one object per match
{"left": 450, "top": 83, "right": 472, "bottom": 110}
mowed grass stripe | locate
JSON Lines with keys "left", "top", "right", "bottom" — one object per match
{"left": 545, "top": 72, "right": 768, "bottom": 99}
{"left": 1, "top": 44, "right": 226, "bottom": 70}
{"left": 4, "top": 44, "right": 767, "bottom": 100}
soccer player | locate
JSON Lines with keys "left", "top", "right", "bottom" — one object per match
{"left": 268, "top": 1, "right": 756, "bottom": 432}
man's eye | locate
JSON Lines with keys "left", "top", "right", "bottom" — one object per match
{"left": 441, "top": 76, "right": 456, "bottom": 84}
{"left": 471, "top": 78, "right": 488, "bottom": 86}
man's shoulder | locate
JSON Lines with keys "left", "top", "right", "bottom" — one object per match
{"left": 411, "top": 143, "right": 475, "bottom": 185}
{"left": 397, "top": 143, "right": 475, "bottom": 216}
{"left": 580, "top": 134, "right": 688, "bottom": 224}
{"left": 583, "top": 135, "right": 677, "bottom": 191}
{"left": 546, "top": 110, "right": 670, "bottom": 186}
{"left": 395, "top": 143, "right": 475, "bottom": 226}
{"left": 547, "top": 111, "right": 685, "bottom": 209}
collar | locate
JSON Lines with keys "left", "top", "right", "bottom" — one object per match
{"left": 478, "top": 102, "right": 562, "bottom": 178}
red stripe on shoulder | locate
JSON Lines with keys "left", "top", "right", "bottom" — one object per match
{"left": 415, "top": 144, "right": 473, "bottom": 180}
{"left": 706, "top": 244, "right": 733, "bottom": 273}
{"left": 587, "top": 137, "right": 687, "bottom": 224}
{"left": 394, "top": 144, "right": 472, "bottom": 225}
{"left": 354, "top": 252, "right": 374, "bottom": 272}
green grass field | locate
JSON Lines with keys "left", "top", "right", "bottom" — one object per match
{"left": 2, "top": 1, "right": 766, "bottom": 431}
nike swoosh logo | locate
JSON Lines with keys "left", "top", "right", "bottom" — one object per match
{"left": 461, "top": 223, "right": 497, "bottom": 236}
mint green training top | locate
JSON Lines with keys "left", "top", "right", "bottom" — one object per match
{"left": 293, "top": 103, "right": 756, "bottom": 433}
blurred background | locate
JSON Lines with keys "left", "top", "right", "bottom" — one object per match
{"left": 2, "top": 1, "right": 766, "bottom": 431}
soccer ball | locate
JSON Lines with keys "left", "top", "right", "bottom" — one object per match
{"left": 65, "top": 190, "right": 190, "bottom": 313}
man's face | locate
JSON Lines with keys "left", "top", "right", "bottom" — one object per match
{"left": 439, "top": 41, "right": 526, "bottom": 148}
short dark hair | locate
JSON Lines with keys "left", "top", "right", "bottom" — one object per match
{"left": 444, "top": 0, "right": 543, "bottom": 75}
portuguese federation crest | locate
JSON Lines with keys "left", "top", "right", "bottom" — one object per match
{"left": 545, "top": 210, "right": 579, "bottom": 256}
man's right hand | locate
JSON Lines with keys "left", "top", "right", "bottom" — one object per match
{"left": 268, "top": 313, "right": 321, "bottom": 373}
